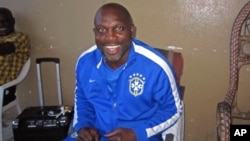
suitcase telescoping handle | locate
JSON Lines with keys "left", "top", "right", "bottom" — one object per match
{"left": 36, "top": 57, "right": 62, "bottom": 106}
{"left": 36, "top": 57, "right": 60, "bottom": 64}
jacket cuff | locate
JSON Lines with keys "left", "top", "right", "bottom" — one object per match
{"left": 132, "top": 124, "right": 148, "bottom": 141}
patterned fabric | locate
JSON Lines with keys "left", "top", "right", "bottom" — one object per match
{"left": 0, "top": 32, "right": 30, "bottom": 85}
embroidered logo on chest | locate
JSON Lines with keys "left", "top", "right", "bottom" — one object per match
{"left": 129, "top": 73, "right": 145, "bottom": 96}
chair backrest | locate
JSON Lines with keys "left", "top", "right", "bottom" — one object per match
{"left": 155, "top": 48, "right": 184, "bottom": 99}
{"left": 154, "top": 48, "right": 185, "bottom": 141}
{"left": 224, "top": 1, "right": 250, "bottom": 105}
{"left": 154, "top": 48, "right": 184, "bottom": 85}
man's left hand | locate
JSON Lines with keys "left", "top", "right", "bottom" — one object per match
{"left": 105, "top": 128, "right": 137, "bottom": 141}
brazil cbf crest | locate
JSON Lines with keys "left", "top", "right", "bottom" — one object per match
{"left": 129, "top": 73, "right": 145, "bottom": 96}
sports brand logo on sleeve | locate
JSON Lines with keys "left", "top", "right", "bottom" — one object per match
{"left": 129, "top": 73, "right": 145, "bottom": 96}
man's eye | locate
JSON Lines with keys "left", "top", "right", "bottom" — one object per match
{"left": 96, "top": 28, "right": 106, "bottom": 33}
{"left": 115, "top": 26, "right": 125, "bottom": 32}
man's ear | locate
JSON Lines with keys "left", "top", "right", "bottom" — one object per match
{"left": 9, "top": 17, "right": 15, "bottom": 28}
{"left": 131, "top": 25, "right": 136, "bottom": 38}
{"left": 93, "top": 27, "right": 96, "bottom": 35}
{"left": 12, "top": 18, "right": 15, "bottom": 26}
{"left": 9, "top": 17, "right": 15, "bottom": 32}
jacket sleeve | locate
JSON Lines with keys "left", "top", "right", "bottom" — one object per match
{"left": 132, "top": 68, "right": 183, "bottom": 141}
{"left": 73, "top": 60, "right": 95, "bottom": 132}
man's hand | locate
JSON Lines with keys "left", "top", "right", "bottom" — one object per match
{"left": 105, "top": 128, "right": 137, "bottom": 141}
{"left": 0, "top": 42, "right": 15, "bottom": 55}
{"left": 77, "top": 127, "right": 100, "bottom": 141}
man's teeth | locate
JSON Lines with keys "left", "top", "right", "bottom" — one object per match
{"left": 106, "top": 45, "right": 119, "bottom": 49}
{"left": 0, "top": 28, "right": 7, "bottom": 31}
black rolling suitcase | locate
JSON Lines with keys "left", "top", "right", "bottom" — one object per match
{"left": 12, "top": 58, "right": 73, "bottom": 141}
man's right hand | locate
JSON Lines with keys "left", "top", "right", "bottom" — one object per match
{"left": 77, "top": 127, "right": 100, "bottom": 141}
{"left": 0, "top": 42, "right": 15, "bottom": 55}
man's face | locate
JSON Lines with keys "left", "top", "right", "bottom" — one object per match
{"left": 93, "top": 8, "right": 135, "bottom": 68}
{"left": 0, "top": 13, "right": 14, "bottom": 36}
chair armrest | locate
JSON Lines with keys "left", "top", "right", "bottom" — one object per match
{"left": 0, "top": 58, "right": 31, "bottom": 89}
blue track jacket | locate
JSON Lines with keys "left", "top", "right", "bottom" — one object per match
{"left": 73, "top": 39, "right": 183, "bottom": 141}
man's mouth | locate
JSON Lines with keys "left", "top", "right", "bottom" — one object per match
{"left": 0, "top": 28, "right": 7, "bottom": 31}
{"left": 104, "top": 45, "right": 120, "bottom": 55}
{"left": 105, "top": 45, "right": 120, "bottom": 49}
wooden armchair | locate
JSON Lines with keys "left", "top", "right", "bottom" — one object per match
{"left": 155, "top": 48, "right": 185, "bottom": 141}
{"left": 0, "top": 58, "right": 31, "bottom": 141}
{"left": 155, "top": 48, "right": 185, "bottom": 99}
{"left": 216, "top": 1, "right": 250, "bottom": 141}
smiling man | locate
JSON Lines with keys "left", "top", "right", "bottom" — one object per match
{"left": 0, "top": 7, "right": 30, "bottom": 106}
{"left": 71, "top": 3, "right": 182, "bottom": 141}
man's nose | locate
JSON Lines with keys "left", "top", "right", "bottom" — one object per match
{"left": 106, "top": 30, "right": 117, "bottom": 40}
{"left": 0, "top": 19, "right": 7, "bottom": 27}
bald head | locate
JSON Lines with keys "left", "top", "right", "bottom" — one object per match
{"left": 0, "top": 7, "right": 14, "bottom": 18}
{"left": 92, "top": 3, "right": 136, "bottom": 69}
{"left": 94, "top": 3, "right": 134, "bottom": 26}
{"left": 0, "top": 7, "right": 15, "bottom": 36}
